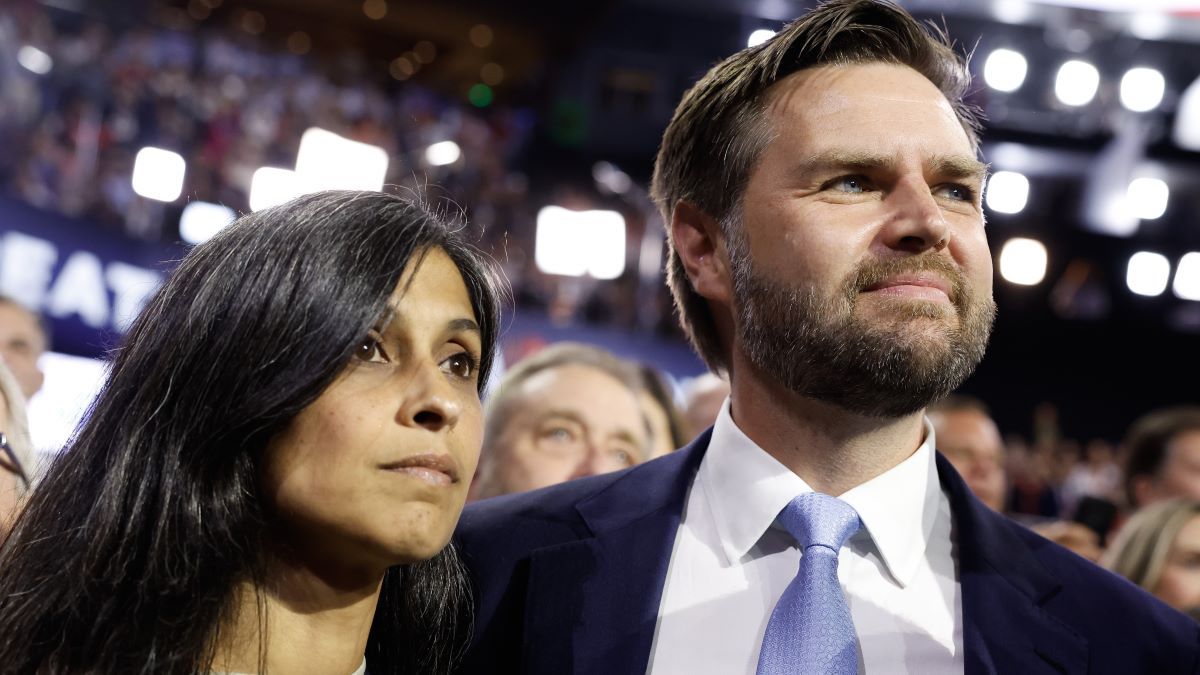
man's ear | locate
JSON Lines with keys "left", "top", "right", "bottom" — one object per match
{"left": 670, "top": 201, "right": 732, "bottom": 305}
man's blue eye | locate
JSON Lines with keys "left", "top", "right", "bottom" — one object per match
{"left": 938, "top": 184, "right": 974, "bottom": 202}
{"left": 831, "top": 176, "right": 866, "bottom": 193}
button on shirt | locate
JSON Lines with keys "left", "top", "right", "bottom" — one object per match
{"left": 647, "top": 400, "right": 963, "bottom": 674}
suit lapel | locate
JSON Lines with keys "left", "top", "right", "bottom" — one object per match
{"left": 938, "top": 454, "right": 1089, "bottom": 675}
{"left": 521, "top": 432, "right": 710, "bottom": 675}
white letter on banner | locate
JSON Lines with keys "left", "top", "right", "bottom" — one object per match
{"left": 106, "top": 262, "right": 162, "bottom": 332}
{"left": 46, "top": 251, "right": 109, "bottom": 328}
{"left": 0, "top": 232, "right": 58, "bottom": 309}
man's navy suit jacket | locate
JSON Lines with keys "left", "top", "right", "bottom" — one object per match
{"left": 454, "top": 429, "right": 1200, "bottom": 674}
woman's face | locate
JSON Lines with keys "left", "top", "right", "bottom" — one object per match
{"left": 262, "top": 248, "right": 485, "bottom": 571}
{"left": 1155, "top": 514, "right": 1200, "bottom": 612}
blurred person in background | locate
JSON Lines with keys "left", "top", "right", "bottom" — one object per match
{"left": 927, "top": 395, "right": 1006, "bottom": 511}
{"left": 0, "top": 191, "right": 501, "bottom": 674}
{"left": 929, "top": 396, "right": 1101, "bottom": 561}
{"left": 681, "top": 371, "right": 729, "bottom": 437}
{"left": 638, "top": 364, "right": 689, "bottom": 458}
{"left": 1007, "top": 437, "right": 1063, "bottom": 519}
{"left": 1105, "top": 499, "right": 1200, "bottom": 615}
{"left": 0, "top": 360, "right": 34, "bottom": 538}
{"left": 1124, "top": 407, "right": 1200, "bottom": 510}
{"left": 1061, "top": 438, "right": 1122, "bottom": 514}
{"left": 471, "top": 342, "right": 650, "bottom": 500}
{"left": 0, "top": 297, "right": 47, "bottom": 400}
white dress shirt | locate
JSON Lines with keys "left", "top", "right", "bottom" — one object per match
{"left": 647, "top": 399, "right": 963, "bottom": 674}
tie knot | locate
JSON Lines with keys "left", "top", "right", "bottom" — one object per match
{"left": 778, "top": 492, "right": 861, "bottom": 551}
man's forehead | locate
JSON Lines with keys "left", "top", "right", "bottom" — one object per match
{"left": 764, "top": 63, "right": 971, "bottom": 150}
{"left": 0, "top": 303, "right": 45, "bottom": 340}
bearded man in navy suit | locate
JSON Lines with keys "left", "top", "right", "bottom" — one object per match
{"left": 454, "top": 1, "right": 1200, "bottom": 672}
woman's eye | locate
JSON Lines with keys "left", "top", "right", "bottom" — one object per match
{"left": 442, "top": 351, "right": 477, "bottom": 379}
{"left": 353, "top": 336, "right": 388, "bottom": 363}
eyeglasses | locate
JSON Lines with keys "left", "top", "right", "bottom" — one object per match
{"left": 0, "top": 431, "right": 30, "bottom": 489}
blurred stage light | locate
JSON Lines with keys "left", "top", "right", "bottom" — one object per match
{"left": 993, "top": 0, "right": 1033, "bottom": 23}
{"left": 1130, "top": 11, "right": 1171, "bottom": 40}
{"left": 1174, "top": 77, "right": 1200, "bottom": 151}
{"left": 1126, "top": 251, "right": 1170, "bottom": 297}
{"left": 999, "top": 238, "right": 1047, "bottom": 286}
{"left": 425, "top": 140, "right": 461, "bottom": 166}
{"left": 1120, "top": 67, "right": 1166, "bottom": 112}
{"left": 1055, "top": 60, "right": 1100, "bottom": 106}
{"left": 468, "top": 83, "right": 494, "bottom": 107}
{"left": 1126, "top": 177, "right": 1169, "bottom": 220}
{"left": 535, "top": 206, "right": 626, "bottom": 280}
{"left": 747, "top": 29, "right": 776, "bottom": 47}
{"left": 295, "top": 128, "right": 388, "bottom": 192}
{"left": 1173, "top": 253, "right": 1200, "bottom": 301}
{"left": 985, "top": 171, "right": 1029, "bottom": 214}
{"left": 131, "top": 147, "right": 186, "bottom": 202}
{"left": 180, "top": 201, "right": 236, "bottom": 245}
{"left": 983, "top": 49, "right": 1027, "bottom": 92}
{"left": 592, "top": 161, "right": 632, "bottom": 194}
{"left": 249, "top": 167, "right": 301, "bottom": 211}
{"left": 17, "top": 45, "right": 52, "bottom": 74}
{"left": 26, "top": 351, "right": 108, "bottom": 455}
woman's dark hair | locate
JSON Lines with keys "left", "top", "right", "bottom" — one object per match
{"left": 0, "top": 190, "right": 502, "bottom": 674}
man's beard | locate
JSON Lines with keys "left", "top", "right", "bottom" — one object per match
{"left": 731, "top": 244, "right": 996, "bottom": 418}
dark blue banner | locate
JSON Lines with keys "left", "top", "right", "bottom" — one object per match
{"left": 0, "top": 197, "right": 186, "bottom": 359}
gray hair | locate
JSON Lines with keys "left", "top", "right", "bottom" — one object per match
{"left": 0, "top": 360, "right": 35, "bottom": 495}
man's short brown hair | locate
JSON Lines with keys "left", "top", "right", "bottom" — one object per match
{"left": 1123, "top": 406, "right": 1200, "bottom": 507}
{"left": 650, "top": 0, "right": 982, "bottom": 373}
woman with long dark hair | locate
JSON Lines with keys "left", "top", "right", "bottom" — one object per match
{"left": 0, "top": 190, "right": 502, "bottom": 674}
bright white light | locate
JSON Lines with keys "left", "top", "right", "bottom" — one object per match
{"left": 1127, "top": 177, "right": 1169, "bottom": 220}
{"left": 424, "top": 140, "right": 461, "bottom": 167}
{"left": 1173, "top": 253, "right": 1200, "bottom": 301}
{"left": 27, "top": 351, "right": 109, "bottom": 456}
{"left": 1130, "top": 11, "right": 1171, "bottom": 40}
{"left": 1120, "top": 67, "right": 1166, "bottom": 112}
{"left": 295, "top": 127, "right": 389, "bottom": 192}
{"left": 180, "top": 201, "right": 237, "bottom": 245}
{"left": 1126, "top": 251, "right": 1170, "bottom": 297}
{"left": 999, "top": 238, "right": 1048, "bottom": 286}
{"left": 131, "top": 147, "right": 186, "bottom": 202}
{"left": 1175, "top": 77, "right": 1200, "bottom": 151}
{"left": 534, "top": 206, "right": 626, "bottom": 280}
{"left": 16, "top": 45, "right": 52, "bottom": 74}
{"left": 983, "top": 49, "right": 1028, "bottom": 93}
{"left": 985, "top": 171, "right": 1030, "bottom": 214}
{"left": 592, "top": 161, "right": 632, "bottom": 194}
{"left": 249, "top": 167, "right": 301, "bottom": 211}
{"left": 993, "top": 0, "right": 1033, "bottom": 24}
{"left": 747, "top": 29, "right": 776, "bottom": 47}
{"left": 1055, "top": 60, "right": 1100, "bottom": 106}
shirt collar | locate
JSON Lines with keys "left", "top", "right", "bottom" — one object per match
{"left": 701, "top": 398, "right": 941, "bottom": 588}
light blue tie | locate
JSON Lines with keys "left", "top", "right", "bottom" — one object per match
{"left": 756, "top": 492, "right": 862, "bottom": 675}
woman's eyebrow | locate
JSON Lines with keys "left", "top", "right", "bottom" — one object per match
{"left": 446, "top": 318, "right": 481, "bottom": 334}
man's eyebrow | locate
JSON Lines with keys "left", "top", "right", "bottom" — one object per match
{"left": 796, "top": 151, "right": 891, "bottom": 177}
{"left": 795, "top": 151, "right": 989, "bottom": 183}
{"left": 930, "top": 155, "right": 989, "bottom": 183}
{"left": 537, "top": 409, "right": 587, "bottom": 426}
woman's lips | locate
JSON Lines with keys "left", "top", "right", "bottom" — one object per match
{"left": 379, "top": 453, "right": 460, "bottom": 485}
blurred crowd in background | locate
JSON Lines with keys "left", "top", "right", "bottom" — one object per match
{"left": 3, "top": 0, "right": 1200, "bottom": 620}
